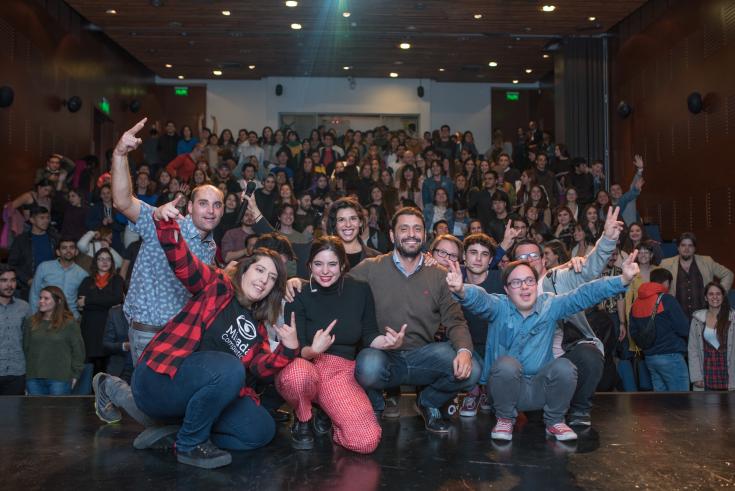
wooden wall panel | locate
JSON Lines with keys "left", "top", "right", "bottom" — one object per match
{"left": 0, "top": 0, "right": 205, "bottom": 207}
{"left": 610, "top": 0, "right": 735, "bottom": 271}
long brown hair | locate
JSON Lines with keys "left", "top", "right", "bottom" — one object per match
{"left": 228, "top": 248, "right": 286, "bottom": 325}
{"left": 705, "top": 282, "right": 732, "bottom": 349}
{"left": 31, "top": 286, "right": 73, "bottom": 330}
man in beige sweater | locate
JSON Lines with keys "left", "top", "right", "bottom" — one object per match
{"left": 659, "top": 232, "right": 733, "bottom": 319}
{"left": 352, "top": 207, "right": 480, "bottom": 433}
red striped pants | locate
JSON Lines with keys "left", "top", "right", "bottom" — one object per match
{"left": 275, "top": 354, "right": 382, "bottom": 454}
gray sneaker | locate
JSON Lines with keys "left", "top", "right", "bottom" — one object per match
{"left": 92, "top": 373, "right": 122, "bottom": 424}
{"left": 383, "top": 396, "right": 401, "bottom": 419}
{"left": 133, "top": 425, "right": 180, "bottom": 450}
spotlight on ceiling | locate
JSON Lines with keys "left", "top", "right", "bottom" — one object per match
{"left": 399, "top": 42, "right": 411, "bottom": 50}
{"left": 488, "top": 61, "right": 498, "bottom": 67}
{"left": 473, "top": 14, "right": 482, "bottom": 19}
{"left": 212, "top": 70, "right": 223, "bottom": 76}
{"left": 285, "top": 1, "right": 298, "bottom": 6}
{"left": 291, "top": 23, "right": 302, "bottom": 30}
{"left": 248, "top": 65, "right": 256, "bottom": 69}
{"left": 389, "top": 72, "right": 399, "bottom": 78}
{"left": 165, "top": 63, "right": 172, "bottom": 68}
{"left": 342, "top": 12, "right": 351, "bottom": 18}
{"left": 542, "top": 5, "right": 556, "bottom": 12}
{"left": 105, "top": 9, "right": 117, "bottom": 14}
{"left": 221, "top": 10, "right": 231, "bottom": 16}
{"left": 525, "top": 68, "right": 533, "bottom": 74}
{"left": 512, "top": 80, "right": 519, "bottom": 84}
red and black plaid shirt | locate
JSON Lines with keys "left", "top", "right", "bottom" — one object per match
{"left": 139, "top": 216, "right": 297, "bottom": 397}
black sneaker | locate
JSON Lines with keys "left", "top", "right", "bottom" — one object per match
{"left": 415, "top": 403, "right": 451, "bottom": 433}
{"left": 291, "top": 419, "right": 315, "bottom": 450}
{"left": 567, "top": 414, "right": 592, "bottom": 427}
{"left": 176, "top": 440, "right": 232, "bottom": 469}
{"left": 383, "top": 396, "right": 401, "bottom": 419}
{"left": 133, "top": 425, "right": 180, "bottom": 450}
{"left": 269, "top": 408, "right": 291, "bottom": 424}
{"left": 312, "top": 406, "right": 332, "bottom": 436}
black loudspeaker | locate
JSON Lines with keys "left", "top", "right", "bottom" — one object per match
{"left": 129, "top": 99, "right": 141, "bottom": 113}
{"left": 687, "top": 92, "right": 703, "bottom": 114}
{"left": 417, "top": 86, "right": 424, "bottom": 98}
{"left": 617, "top": 101, "right": 632, "bottom": 119}
{"left": 63, "top": 96, "right": 83, "bottom": 113}
{"left": 0, "top": 86, "right": 14, "bottom": 108}
{"left": 275, "top": 84, "right": 283, "bottom": 96}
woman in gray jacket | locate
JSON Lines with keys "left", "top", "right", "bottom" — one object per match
{"left": 688, "top": 282, "right": 735, "bottom": 391}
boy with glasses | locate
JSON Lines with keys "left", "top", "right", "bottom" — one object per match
{"left": 446, "top": 251, "right": 638, "bottom": 442}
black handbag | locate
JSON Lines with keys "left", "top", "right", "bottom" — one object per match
{"left": 631, "top": 294, "right": 663, "bottom": 350}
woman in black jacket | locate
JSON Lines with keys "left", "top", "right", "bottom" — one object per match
{"left": 77, "top": 248, "right": 125, "bottom": 382}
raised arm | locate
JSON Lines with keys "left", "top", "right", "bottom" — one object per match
{"left": 447, "top": 260, "right": 500, "bottom": 322}
{"left": 154, "top": 199, "right": 220, "bottom": 295}
{"left": 112, "top": 118, "right": 147, "bottom": 223}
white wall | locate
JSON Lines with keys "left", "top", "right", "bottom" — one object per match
{"left": 156, "top": 76, "right": 539, "bottom": 152}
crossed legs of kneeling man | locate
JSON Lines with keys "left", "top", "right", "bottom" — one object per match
{"left": 355, "top": 342, "right": 482, "bottom": 433}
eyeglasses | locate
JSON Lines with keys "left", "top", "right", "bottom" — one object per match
{"left": 506, "top": 277, "right": 537, "bottom": 289}
{"left": 515, "top": 252, "right": 541, "bottom": 261}
{"left": 433, "top": 248, "right": 458, "bottom": 261}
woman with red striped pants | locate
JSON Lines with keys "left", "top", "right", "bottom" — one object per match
{"left": 276, "top": 235, "right": 406, "bottom": 453}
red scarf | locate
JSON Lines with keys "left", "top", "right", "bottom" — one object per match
{"left": 95, "top": 272, "right": 111, "bottom": 290}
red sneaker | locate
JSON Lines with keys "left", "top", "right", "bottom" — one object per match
{"left": 490, "top": 417, "right": 514, "bottom": 441}
{"left": 545, "top": 422, "right": 578, "bottom": 441}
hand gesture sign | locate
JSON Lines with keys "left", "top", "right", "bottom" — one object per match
{"left": 445, "top": 260, "right": 464, "bottom": 297}
{"left": 114, "top": 118, "right": 147, "bottom": 157}
{"left": 602, "top": 206, "right": 624, "bottom": 242}
{"left": 504, "top": 219, "right": 521, "bottom": 242}
{"left": 154, "top": 195, "right": 184, "bottom": 222}
{"left": 311, "top": 319, "right": 337, "bottom": 354}
{"left": 275, "top": 312, "right": 299, "bottom": 350}
{"left": 382, "top": 324, "right": 407, "bottom": 350}
{"left": 621, "top": 249, "right": 640, "bottom": 285}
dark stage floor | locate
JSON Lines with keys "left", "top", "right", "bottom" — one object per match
{"left": 1, "top": 392, "right": 733, "bottom": 490}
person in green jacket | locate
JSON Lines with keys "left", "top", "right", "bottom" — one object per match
{"left": 23, "top": 285, "right": 85, "bottom": 395}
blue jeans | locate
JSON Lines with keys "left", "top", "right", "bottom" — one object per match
{"left": 645, "top": 353, "right": 689, "bottom": 392}
{"left": 26, "top": 378, "right": 72, "bottom": 395}
{"left": 132, "top": 351, "right": 275, "bottom": 452}
{"left": 354, "top": 342, "right": 481, "bottom": 410}
{"left": 72, "top": 363, "right": 93, "bottom": 395}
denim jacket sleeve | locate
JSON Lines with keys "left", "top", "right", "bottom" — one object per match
{"left": 456, "top": 284, "right": 502, "bottom": 322}
{"left": 547, "top": 276, "right": 627, "bottom": 321}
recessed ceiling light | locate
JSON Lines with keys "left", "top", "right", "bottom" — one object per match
{"left": 177, "top": 75, "right": 184, "bottom": 79}
{"left": 488, "top": 61, "right": 498, "bottom": 67}
{"left": 589, "top": 16, "right": 597, "bottom": 21}
{"left": 285, "top": 0, "right": 298, "bottom": 6}
{"left": 343, "top": 66, "right": 350, "bottom": 70}
{"left": 399, "top": 42, "right": 411, "bottom": 50}
{"left": 512, "top": 79, "right": 519, "bottom": 84}
{"left": 248, "top": 65, "right": 256, "bottom": 69}
{"left": 291, "top": 23, "right": 302, "bottom": 30}
{"left": 438, "top": 68, "right": 445, "bottom": 72}
{"left": 105, "top": 9, "right": 117, "bottom": 14}
{"left": 542, "top": 5, "right": 556, "bottom": 12}
{"left": 212, "top": 70, "right": 222, "bottom": 76}
{"left": 342, "top": 12, "right": 351, "bottom": 18}
{"left": 473, "top": 14, "right": 482, "bottom": 19}
{"left": 525, "top": 68, "right": 533, "bottom": 74}
{"left": 165, "top": 63, "right": 172, "bottom": 68}
{"left": 543, "top": 54, "right": 550, "bottom": 59}
{"left": 221, "top": 10, "right": 231, "bottom": 16}
{"left": 389, "top": 72, "right": 399, "bottom": 78}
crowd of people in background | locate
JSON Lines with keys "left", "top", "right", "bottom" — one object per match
{"left": 0, "top": 115, "right": 733, "bottom": 469}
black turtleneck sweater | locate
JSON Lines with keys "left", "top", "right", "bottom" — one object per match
{"left": 284, "top": 276, "right": 379, "bottom": 360}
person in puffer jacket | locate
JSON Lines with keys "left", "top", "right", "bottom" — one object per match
{"left": 629, "top": 268, "right": 689, "bottom": 392}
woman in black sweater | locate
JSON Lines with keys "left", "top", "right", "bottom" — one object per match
{"left": 276, "top": 236, "right": 405, "bottom": 454}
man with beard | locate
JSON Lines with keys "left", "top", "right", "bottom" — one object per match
{"left": 29, "top": 238, "right": 88, "bottom": 319}
{"left": 659, "top": 232, "right": 733, "bottom": 320}
{"left": 0, "top": 265, "right": 31, "bottom": 395}
{"left": 352, "top": 207, "right": 480, "bottom": 433}
{"left": 92, "top": 118, "right": 224, "bottom": 449}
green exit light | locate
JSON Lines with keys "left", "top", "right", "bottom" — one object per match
{"left": 506, "top": 91, "right": 520, "bottom": 101}
{"left": 174, "top": 86, "right": 189, "bottom": 96}
{"left": 99, "top": 97, "right": 110, "bottom": 115}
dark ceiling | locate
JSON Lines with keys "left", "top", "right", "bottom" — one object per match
{"left": 65, "top": 0, "right": 646, "bottom": 82}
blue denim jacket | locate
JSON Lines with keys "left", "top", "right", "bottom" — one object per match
{"left": 457, "top": 276, "right": 626, "bottom": 383}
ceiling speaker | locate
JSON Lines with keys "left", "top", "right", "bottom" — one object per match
{"left": 275, "top": 84, "right": 283, "bottom": 96}
{"left": 617, "top": 101, "right": 632, "bottom": 119}
{"left": 63, "top": 96, "right": 83, "bottom": 113}
{"left": 129, "top": 99, "right": 141, "bottom": 113}
{"left": 687, "top": 92, "right": 703, "bottom": 114}
{"left": 417, "top": 86, "right": 424, "bottom": 98}
{"left": 0, "top": 86, "right": 14, "bottom": 108}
